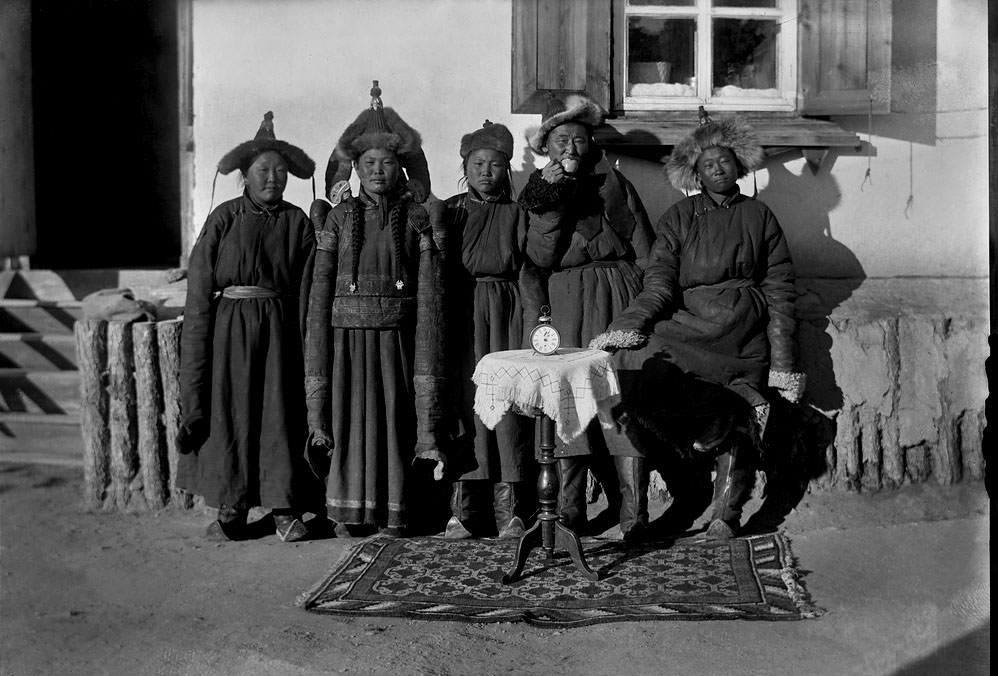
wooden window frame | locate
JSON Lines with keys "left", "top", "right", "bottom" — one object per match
{"left": 512, "top": 0, "right": 892, "bottom": 151}
{"left": 615, "top": 0, "right": 798, "bottom": 113}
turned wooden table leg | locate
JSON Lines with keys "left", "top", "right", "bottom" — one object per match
{"left": 502, "top": 413, "right": 599, "bottom": 583}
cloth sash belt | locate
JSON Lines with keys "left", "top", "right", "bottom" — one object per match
{"left": 555, "top": 260, "right": 622, "bottom": 273}
{"left": 220, "top": 285, "right": 284, "bottom": 299}
{"left": 687, "top": 277, "right": 757, "bottom": 292}
{"left": 475, "top": 273, "right": 518, "bottom": 283}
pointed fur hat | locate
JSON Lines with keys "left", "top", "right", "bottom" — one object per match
{"left": 217, "top": 111, "right": 315, "bottom": 179}
{"left": 525, "top": 94, "right": 606, "bottom": 154}
{"left": 665, "top": 106, "right": 764, "bottom": 192}
{"left": 323, "top": 81, "right": 430, "bottom": 202}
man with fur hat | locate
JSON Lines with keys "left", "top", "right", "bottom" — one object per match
{"left": 438, "top": 120, "right": 545, "bottom": 540}
{"left": 591, "top": 107, "right": 805, "bottom": 540}
{"left": 517, "top": 94, "right": 656, "bottom": 542}
{"left": 304, "top": 84, "right": 446, "bottom": 536}
{"left": 176, "top": 111, "right": 319, "bottom": 543}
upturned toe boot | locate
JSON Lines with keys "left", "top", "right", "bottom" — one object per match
{"left": 445, "top": 480, "right": 492, "bottom": 539}
{"left": 706, "top": 434, "right": 756, "bottom": 540}
{"left": 493, "top": 481, "right": 532, "bottom": 539}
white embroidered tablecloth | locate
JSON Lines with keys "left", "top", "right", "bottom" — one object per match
{"left": 471, "top": 348, "right": 620, "bottom": 444}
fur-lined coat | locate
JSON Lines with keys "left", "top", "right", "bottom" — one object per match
{"left": 610, "top": 190, "right": 798, "bottom": 410}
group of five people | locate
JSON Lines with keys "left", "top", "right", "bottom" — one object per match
{"left": 175, "top": 84, "right": 806, "bottom": 545}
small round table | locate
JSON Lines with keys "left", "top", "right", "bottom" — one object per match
{"left": 472, "top": 347, "right": 621, "bottom": 583}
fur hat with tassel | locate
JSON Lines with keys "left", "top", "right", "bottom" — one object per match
{"left": 665, "top": 106, "right": 765, "bottom": 193}
{"left": 460, "top": 120, "right": 514, "bottom": 161}
{"left": 525, "top": 93, "right": 606, "bottom": 154}
{"left": 217, "top": 111, "right": 315, "bottom": 179}
{"left": 322, "top": 81, "right": 431, "bottom": 204}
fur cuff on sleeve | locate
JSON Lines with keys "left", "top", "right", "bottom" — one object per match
{"left": 588, "top": 330, "right": 648, "bottom": 352}
{"left": 517, "top": 170, "right": 575, "bottom": 212}
{"left": 768, "top": 370, "right": 806, "bottom": 403}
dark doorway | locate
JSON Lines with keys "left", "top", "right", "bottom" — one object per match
{"left": 31, "top": 0, "right": 180, "bottom": 269}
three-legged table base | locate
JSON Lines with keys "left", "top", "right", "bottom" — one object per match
{"left": 502, "top": 413, "right": 599, "bottom": 583}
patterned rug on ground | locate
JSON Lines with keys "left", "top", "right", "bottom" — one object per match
{"left": 298, "top": 532, "right": 823, "bottom": 627}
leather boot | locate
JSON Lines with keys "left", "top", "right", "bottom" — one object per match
{"left": 706, "top": 434, "right": 756, "bottom": 540}
{"left": 614, "top": 456, "right": 649, "bottom": 542}
{"left": 585, "top": 453, "right": 623, "bottom": 536}
{"left": 206, "top": 506, "right": 248, "bottom": 541}
{"left": 445, "top": 480, "right": 491, "bottom": 539}
{"left": 647, "top": 454, "right": 713, "bottom": 538}
{"left": 494, "top": 482, "right": 531, "bottom": 539}
{"left": 557, "top": 457, "right": 589, "bottom": 533}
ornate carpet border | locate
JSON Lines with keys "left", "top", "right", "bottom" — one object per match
{"left": 298, "top": 532, "right": 824, "bottom": 628}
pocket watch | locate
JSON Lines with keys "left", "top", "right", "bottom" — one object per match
{"left": 529, "top": 306, "right": 560, "bottom": 356}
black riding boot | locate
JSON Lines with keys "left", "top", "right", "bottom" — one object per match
{"left": 646, "top": 452, "right": 713, "bottom": 537}
{"left": 614, "top": 456, "right": 649, "bottom": 542}
{"left": 706, "top": 434, "right": 757, "bottom": 540}
{"left": 557, "top": 457, "right": 589, "bottom": 533}
{"left": 445, "top": 480, "right": 492, "bottom": 539}
{"left": 585, "top": 452, "right": 624, "bottom": 536}
{"left": 493, "top": 481, "right": 532, "bottom": 538}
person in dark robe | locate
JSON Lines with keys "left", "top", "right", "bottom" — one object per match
{"left": 591, "top": 108, "right": 806, "bottom": 540}
{"left": 176, "top": 111, "right": 317, "bottom": 542}
{"left": 304, "top": 85, "right": 446, "bottom": 536}
{"left": 516, "top": 95, "right": 657, "bottom": 541}
{"left": 438, "top": 121, "right": 544, "bottom": 540}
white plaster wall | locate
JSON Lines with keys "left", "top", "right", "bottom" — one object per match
{"left": 191, "top": 0, "right": 988, "bottom": 280}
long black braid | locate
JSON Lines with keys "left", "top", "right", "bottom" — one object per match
{"left": 389, "top": 197, "right": 407, "bottom": 291}
{"left": 349, "top": 198, "right": 364, "bottom": 293}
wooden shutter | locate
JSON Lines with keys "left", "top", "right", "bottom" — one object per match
{"left": 511, "top": 0, "right": 611, "bottom": 114}
{"left": 799, "top": 0, "right": 892, "bottom": 115}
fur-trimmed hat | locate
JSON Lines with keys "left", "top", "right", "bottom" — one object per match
{"left": 217, "top": 111, "right": 315, "bottom": 179}
{"left": 323, "top": 81, "right": 430, "bottom": 203}
{"left": 460, "top": 120, "right": 514, "bottom": 160}
{"left": 665, "top": 106, "right": 764, "bottom": 193}
{"left": 525, "top": 94, "right": 606, "bottom": 154}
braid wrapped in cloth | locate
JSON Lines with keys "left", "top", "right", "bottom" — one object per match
{"left": 411, "top": 203, "right": 448, "bottom": 466}
{"left": 303, "top": 223, "right": 338, "bottom": 468}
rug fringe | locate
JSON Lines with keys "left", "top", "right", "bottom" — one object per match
{"left": 294, "top": 536, "right": 373, "bottom": 609}
{"left": 774, "top": 531, "right": 826, "bottom": 619}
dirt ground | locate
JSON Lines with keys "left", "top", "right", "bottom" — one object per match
{"left": 0, "top": 461, "right": 990, "bottom": 676}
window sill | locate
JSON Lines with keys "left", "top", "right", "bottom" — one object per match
{"left": 594, "top": 113, "right": 862, "bottom": 150}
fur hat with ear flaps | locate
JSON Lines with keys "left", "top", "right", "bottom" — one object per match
{"left": 665, "top": 106, "right": 765, "bottom": 193}
{"left": 460, "top": 120, "right": 514, "bottom": 161}
{"left": 217, "top": 111, "right": 315, "bottom": 179}
{"left": 525, "top": 93, "right": 607, "bottom": 154}
{"left": 323, "top": 81, "right": 431, "bottom": 203}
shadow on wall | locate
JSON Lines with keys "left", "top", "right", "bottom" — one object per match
{"left": 510, "top": 145, "right": 538, "bottom": 198}
{"left": 758, "top": 151, "right": 867, "bottom": 415}
{"left": 753, "top": 151, "right": 867, "bottom": 498}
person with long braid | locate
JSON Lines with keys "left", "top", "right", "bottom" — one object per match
{"left": 303, "top": 85, "right": 447, "bottom": 536}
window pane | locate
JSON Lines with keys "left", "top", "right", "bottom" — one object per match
{"left": 713, "top": 0, "right": 777, "bottom": 7}
{"left": 712, "top": 18, "right": 779, "bottom": 97}
{"left": 627, "top": 16, "right": 697, "bottom": 97}
{"left": 628, "top": 0, "right": 695, "bottom": 6}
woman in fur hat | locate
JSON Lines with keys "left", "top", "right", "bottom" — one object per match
{"left": 438, "top": 121, "right": 544, "bottom": 540}
{"left": 176, "top": 112, "right": 318, "bottom": 542}
{"left": 517, "top": 94, "right": 656, "bottom": 542}
{"left": 592, "top": 108, "right": 805, "bottom": 540}
{"left": 304, "top": 86, "right": 446, "bottom": 536}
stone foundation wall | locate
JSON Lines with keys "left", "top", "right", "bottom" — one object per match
{"left": 796, "top": 277, "right": 988, "bottom": 491}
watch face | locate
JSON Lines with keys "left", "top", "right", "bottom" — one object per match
{"left": 530, "top": 324, "right": 560, "bottom": 355}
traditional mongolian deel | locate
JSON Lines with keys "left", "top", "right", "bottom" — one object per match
{"left": 471, "top": 348, "right": 620, "bottom": 444}
{"left": 299, "top": 532, "right": 823, "bottom": 627}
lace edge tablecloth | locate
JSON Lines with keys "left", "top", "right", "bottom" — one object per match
{"left": 471, "top": 348, "right": 621, "bottom": 443}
